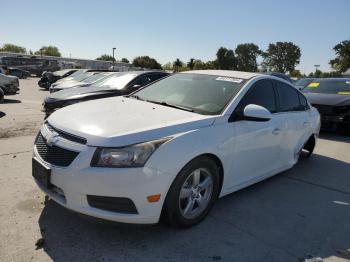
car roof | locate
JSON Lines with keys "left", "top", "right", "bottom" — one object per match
{"left": 312, "top": 78, "right": 350, "bottom": 82}
{"left": 180, "top": 70, "right": 262, "bottom": 79}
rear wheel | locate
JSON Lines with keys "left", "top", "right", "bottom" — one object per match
{"left": 0, "top": 88, "right": 4, "bottom": 103}
{"left": 163, "top": 157, "right": 220, "bottom": 228}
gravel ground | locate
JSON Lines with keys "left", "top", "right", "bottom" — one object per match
{"left": 0, "top": 79, "right": 349, "bottom": 262}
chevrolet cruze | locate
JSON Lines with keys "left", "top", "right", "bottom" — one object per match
{"left": 32, "top": 70, "right": 320, "bottom": 228}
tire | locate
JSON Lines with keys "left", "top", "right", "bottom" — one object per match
{"left": 0, "top": 88, "right": 4, "bottom": 103}
{"left": 163, "top": 156, "right": 220, "bottom": 228}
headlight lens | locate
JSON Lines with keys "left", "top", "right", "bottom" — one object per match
{"left": 91, "top": 138, "right": 170, "bottom": 167}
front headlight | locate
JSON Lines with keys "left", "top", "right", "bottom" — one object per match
{"left": 91, "top": 138, "right": 170, "bottom": 167}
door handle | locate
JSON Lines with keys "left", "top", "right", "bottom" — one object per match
{"left": 303, "top": 122, "right": 309, "bottom": 127}
{"left": 272, "top": 128, "right": 281, "bottom": 135}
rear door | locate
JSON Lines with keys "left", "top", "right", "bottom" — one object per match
{"left": 274, "top": 80, "right": 308, "bottom": 165}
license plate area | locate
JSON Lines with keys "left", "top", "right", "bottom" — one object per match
{"left": 32, "top": 158, "right": 52, "bottom": 188}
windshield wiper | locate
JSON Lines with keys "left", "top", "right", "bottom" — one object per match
{"left": 146, "top": 100, "right": 194, "bottom": 112}
{"left": 128, "top": 94, "right": 145, "bottom": 101}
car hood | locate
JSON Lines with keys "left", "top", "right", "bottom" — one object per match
{"left": 53, "top": 81, "right": 87, "bottom": 89}
{"left": 48, "top": 97, "right": 217, "bottom": 147}
{"left": 49, "top": 85, "right": 115, "bottom": 100}
{"left": 304, "top": 92, "right": 350, "bottom": 106}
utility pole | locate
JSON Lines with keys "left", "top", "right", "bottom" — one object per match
{"left": 314, "top": 64, "right": 320, "bottom": 73}
{"left": 112, "top": 47, "right": 116, "bottom": 70}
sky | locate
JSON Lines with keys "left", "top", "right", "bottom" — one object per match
{"left": 1, "top": 0, "right": 349, "bottom": 74}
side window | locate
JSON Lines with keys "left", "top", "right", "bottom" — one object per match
{"left": 148, "top": 73, "right": 168, "bottom": 82}
{"left": 237, "top": 79, "right": 277, "bottom": 113}
{"left": 298, "top": 92, "right": 309, "bottom": 110}
{"left": 129, "top": 76, "right": 151, "bottom": 89}
{"left": 276, "top": 81, "right": 300, "bottom": 112}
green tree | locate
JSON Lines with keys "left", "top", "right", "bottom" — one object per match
{"left": 35, "top": 46, "right": 61, "bottom": 57}
{"left": 0, "top": 43, "right": 26, "bottom": 53}
{"left": 235, "top": 43, "right": 261, "bottom": 72}
{"left": 132, "top": 56, "right": 162, "bottom": 69}
{"left": 121, "top": 58, "right": 129, "bottom": 63}
{"left": 308, "top": 72, "right": 314, "bottom": 77}
{"left": 96, "top": 54, "right": 116, "bottom": 61}
{"left": 187, "top": 58, "right": 195, "bottom": 70}
{"left": 330, "top": 40, "right": 350, "bottom": 73}
{"left": 162, "top": 62, "right": 173, "bottom": 71}
{"left": 205, "top": 60, "right": 218, "bottom": 69}
{"left": 173, "top": 58, "right": 183, "bottom": 72}
{"left": 289, "top": 69, "right": 302, "bottom": 78}
{"left": 314, "top": 69, "right": 322, "bottom": 78}
{"left": 262, "top": 42, "right": 301, "bottom": 73}
{"left": 216, "top": 47, "right": 236, "bottom": 70}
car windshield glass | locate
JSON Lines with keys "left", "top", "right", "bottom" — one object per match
{"left": 53, "top": 69, "right": 71, "bottom": 76}
{"left": 71, "top": 72, "right": 95, "bottom": 81}
{"left": 83, "top": 73, "right": 109, "bottom": 84}
{"left": 303, "top": 80, "right": 350, "bottom": 94}
{"left": 133, "top": 73, "right": 245, "bottom": 115}
{"left": 295, "top": 78, "right": 314, "bottom": 87}
{"left": 94, "top": 73, "right": 137, "bottom": 89}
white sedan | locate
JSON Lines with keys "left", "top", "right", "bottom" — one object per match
{"left": 32, "top": 70, "right": 320, "bottom": 228}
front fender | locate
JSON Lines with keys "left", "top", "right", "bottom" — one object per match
{"left": 145, "top": 123, "right": 234, "bottom": 186}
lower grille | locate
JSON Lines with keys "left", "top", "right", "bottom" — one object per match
{"left": 35, "top": 132, "right": 79, "bottom": 167}
{"left": 87, "top": 195, "right": 138, "bottom": 214}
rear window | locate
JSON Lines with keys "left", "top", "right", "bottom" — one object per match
{"left": 303, "top": 80, "right": 350, "bottom": 94}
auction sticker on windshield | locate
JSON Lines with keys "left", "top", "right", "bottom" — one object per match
{"left": 216, "top": 77, "right": 243, "bottom": 83}
{"left": 308, "top": 82, "right": 320, "bottom": 88}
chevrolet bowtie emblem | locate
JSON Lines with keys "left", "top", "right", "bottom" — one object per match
{"left": 46, "top": 132, "right": 60, "bottom": 147}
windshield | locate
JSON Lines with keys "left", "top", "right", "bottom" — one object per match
{"left": 83, "top": 73, "right": 109, "bottom": 84}
{"left": 53, "top": 69, "right": 71, "bottom": 76}
{"left": 303, "top": 79, "right": 350, "bottom": 94}
{"left": 71, "top": 72, "right": 95, "bottom": 82}
{"left": 295, "top": 78, "right": 314, "bottom": 87}
{"left": 94, "top": 73, "right": 137, "bottom": 89}
{"left": 133, "top": 73, "right": 245, "bottom": 115}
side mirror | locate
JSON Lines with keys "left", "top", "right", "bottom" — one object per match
{"left": 242, "top": 104, "right": 271, "bottom": 122}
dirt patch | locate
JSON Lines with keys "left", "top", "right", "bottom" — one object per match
{"left": 0, "top": 121, "right": 41, "bottom": 139}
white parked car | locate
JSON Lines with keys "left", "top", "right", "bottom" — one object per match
{"left": 32, "top": 70, "right": 320, "bottom": 227}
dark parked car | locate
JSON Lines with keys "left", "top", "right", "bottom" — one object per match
{"left": 38, "top": 69, "right": 78, "bottom": 89}
{"left": 264, "top": 72, "right": 293, "bottom": 84}
{"left": 303, "top": 78, "right": 350, "bottom": 133}
{"left": 8, "top": 68, "right": 31, "bottom": 79}
{"left": 294, "top": 78, "right": 315, "bottom": 90}
{"left": 43, "top": 71, "right": 169, "bottom": 117}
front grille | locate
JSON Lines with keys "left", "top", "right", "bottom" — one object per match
{"left": 46, "top": 122, "right": 87, "bottom": 144}
{"left": 35, "top": 133, "right": 79, "bottom": 167}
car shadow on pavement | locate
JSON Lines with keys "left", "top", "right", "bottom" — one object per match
{"left": 319, "top": 132, "right": 350, "bottom": 143}
{"left": 2, "top": 98, "right": 21, "bottom": 104}
{"left": 37, "top": 154, "right": 350, "bottom": 262}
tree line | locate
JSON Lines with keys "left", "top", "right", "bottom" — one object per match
{"left": 1, "top": 40, "right": 349, "bottom": 76}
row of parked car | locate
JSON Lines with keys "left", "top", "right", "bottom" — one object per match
{"left": 38, "top": 69, "right": 170, "bottom": 117}
{"left": 39, "top": 69, "right": 350, "bottom": 133}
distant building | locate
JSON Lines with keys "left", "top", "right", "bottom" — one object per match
{"left": 0, "top": 52, "right": 131, "bottom": 71}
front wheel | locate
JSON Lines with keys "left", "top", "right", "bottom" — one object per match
{"left": 163, "top": 157, "right": 220, "bottom": 228}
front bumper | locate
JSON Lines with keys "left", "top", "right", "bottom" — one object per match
{"left": 32, "top": 126, "right": 174, "bottom": 224}
{"left": 319, "top": 114, "right": 350, "bottom": 130}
